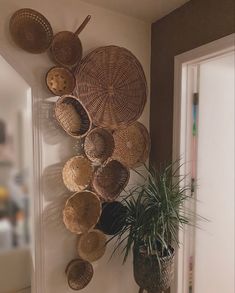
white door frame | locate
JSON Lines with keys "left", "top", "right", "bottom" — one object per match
{"left": 172, "top": 33, "right": 235, "bottom": 293}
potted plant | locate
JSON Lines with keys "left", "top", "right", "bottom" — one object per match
{"left": 109, "top": 161, "right": 196, "bottom": 293}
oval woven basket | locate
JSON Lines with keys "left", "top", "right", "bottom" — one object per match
{"left": 112, "top": 122, "right": 150, "bottom": 168}
{"left": 62, "top": 156, "right": 93, "bottom": 192}
{"left": 66, "top": 258, "right": 93, "bottom": 290}
{"left": 92, "top": 160, "right": 130, "bottom": 202}
{"left": 84, "top": 127, "right": 114, "bottom": 164}
{"left": 54, "top": 95, "right": 92, "bottom": 138}
{"left": 74, "top": 46, "right": 147, "bottom": 129}
{"left": 63, "top": 191, "right": 101, "bottom": 234}
{"left": 77, "top": 229, "right": 106, "bottom": 262}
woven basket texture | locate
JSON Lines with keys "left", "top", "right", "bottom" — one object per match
{"left": 84, "top": 127, "right": 114, "bottom": 164}
{"left": 92, "top": 160, "right": 130, "bottom": 202}
{"left": 62, "top": 156, "right": 92, "bottom": 192}
{"left": 66, "top": 258, "right": 93, "bottom": 290}
{"left": 74, "top": 45, "right": 147, "bottom": 129}
{"left": 54, "top": 95, "right": 91, "bottom": 138}
{"left": 63, "top": 191, "right": 101, "bottom": 234}
{"left": 77, "top": 229, "right": 106, "bottom": 262}
{"left": 9, "top": 8, "right": 53, "bottom": 53}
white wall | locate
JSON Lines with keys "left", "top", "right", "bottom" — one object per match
{"left": 0, "top": 1, "right": 151, "bottom": 292}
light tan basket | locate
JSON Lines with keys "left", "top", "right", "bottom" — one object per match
{"left": 92, "top": 160, "right": 130, "bottom": 202}
{"left": 84, "top": 127, "right": 114, "bottom": 164}
{"left": 77, "top": 229, "right": 106, "bottom": 262}
{"left": 63, "top": 191, "right": 101, "bottom": 234}
{"left": 112, "top": 122, "right": 150, "bottom": 168}
{"left": 62, "top": 156, "right": 93, "bottom": 192}
{"left": 66, "top": 258, "right": 93, "bottom": 290}
{"left": 54, "top": 95, "right": 92, "bottom": 138}
{"left": 74, "top": 46, "right": 147, "bottom": 129}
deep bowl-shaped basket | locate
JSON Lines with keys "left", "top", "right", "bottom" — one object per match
{"left": 84, "top": 127, "right": 114, "bottom": 164}
{"left": 62, "top": 156, "right": 93, "bottom": 192}
{"left": 54, "top": 95, "right": 91, "bottom": 138}
{"left": 92, "top": 160, "right": 130, "bottom": 202}
{"left": 77, "top": 229, "right": 106, "bottom": 262}
{"left": 66, "top": 258, "right": 93, "bottom": 290}
{"left": 63, "top": 191, "right": 101, "bottom": 234}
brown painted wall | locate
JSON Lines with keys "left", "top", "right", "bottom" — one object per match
{"left": 150, "top": 0, "right": 235, "bottom": 167}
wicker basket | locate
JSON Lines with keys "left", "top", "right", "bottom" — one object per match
{"left": 96, "top": 202, "right": 127, "bottom": 235}
{"left": 62, "top": 156, "right": 93, "bottom": 192}
{"left": 54, "top": 95, "right": 91, "bottom": 138}
{"left": 77, "top": 229, "right": 106, "bottom": 262}
{"left": 112, "top": 122, "right": 150, "bottom": 168}
{"left": 74, "top": 46, "right": 147, "bottom": 129}
{"left": 92, "top": 160, "right": 130, "bottom": 202}
{"left": 133, "top": 247, "right": 175, "bottom": 292}
{"left": 66, "top": 258, "right": 93, "bottom": 290}
{"left": 84, "top": 127, "right": 114, "bottom": 164}
{"left": 63, "top": 191, "right": 101, "bottom": 234}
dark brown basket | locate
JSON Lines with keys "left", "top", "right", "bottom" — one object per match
{"left": 66, "top": 258, "right": 93, "bottom": 290}
{"left": 54, "top": 95, "right": 92, "bottom": 138}
{"left": 46, "top": 66, "right": 76, "bottom": 96}
{"left": 84, "top": 127, "right": 114, "bottom": 164}
{"left": 63, "top": 191, "right": 101, "bottom": 234}
{"left": 9, "top": 8, "right": 53, "bottom": 53}
{"left": 92, "top": 160, "right": 130, "bottom": 202}
{"left": 112, "top": 122, "right": 150, "bottom": 168}
{"left": 74, "top": 46, "right": 147, "bottom": 129}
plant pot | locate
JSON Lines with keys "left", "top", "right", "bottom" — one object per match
{"left": 133, "top": 246, "right": 175, "bottom": 293}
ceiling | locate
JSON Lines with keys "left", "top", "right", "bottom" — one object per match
{"left": 81, "top": 0, "right": 190, "bottom": 22}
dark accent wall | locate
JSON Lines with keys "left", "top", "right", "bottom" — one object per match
{"left": 150, "top": 0, "right": 235, "bottom": 168}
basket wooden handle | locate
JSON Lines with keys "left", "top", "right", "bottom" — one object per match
{"left": 75, "top": 15, "right": 91, "bottom": 36}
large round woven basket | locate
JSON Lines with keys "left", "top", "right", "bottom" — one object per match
{"left": 112, "top": 122, "right": 150, "bottom": 168}
{"left": 74, "top": 46, "right": 147, "bottom": 129}
{"left": 54, "top": 95, "right": 91, "bottom": 138}
{"left": 92, "top": 160, "right": 130, "bottom": 202}
{"left": 77, "top": 229, "right": 106, "bottom": 262}
{"left": 63, "top": 191, "right": 101, "bottom": 234}
{"left": 66, "top": 258, "right": 93, "bottom": 290}
{"left": 62, "top": 156, "right": 93, "bottom": 192}
{"left": 84, "top": 127, "right": 114, "bottom": 164}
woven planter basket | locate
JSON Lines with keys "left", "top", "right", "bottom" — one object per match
{"left": 112, "top": 122, "right": 150, "bottom": 168}
{"left": 54, "top": 95, "right": 91, "bottom": 138}
{"left": 84, "top": 127, "right": 114, "bottom": 164}
{"left": 66, "top": 258, "right": 93, "bottom": 290}
{"left": 63, "top": 191, "right": 101, "bottom": 234}
{"left": 62, "top": 156, "right": 93, "bottom": 192}
{"left": 133, "top": 247, "right": 175, "bottom": 293}
{"left": 74, "top": 46, "right": 147, "bottom": 129}
{"left": 92, "top": 160, "right": 130, "bottom": 202}
{"left": 77, "top": 229, "right": 106, "bottom": 262}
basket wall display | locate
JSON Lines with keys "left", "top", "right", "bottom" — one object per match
{"left": 112, "top": 122, "right": 150, "bottom": 168}
{"left": 92, "top": 160, "right": 130, "bottom": 202}
{"left": 77, "top": 229, "right": 106, "bottom": 262}
{"left": 9, "top": 8, "right": 53, "bottom": 53}
{"left": 84, "top": 127, "right": 114, "bottom": 164}
{"left": 54, "top": 95, "right": 91, "bottom": 138}
{"left": 63, "top": 191, "right": 101, "bottom": 234}
{"left": 74, "top": 45, "right": 147, "bottom": 129}
{"left": 66, "top": 258, "right": 93, "bottom": 290}
{"left": 62, "top": 156, "right": 93, "bottom": 192}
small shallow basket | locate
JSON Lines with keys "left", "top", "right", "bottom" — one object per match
{"left": 84, "top": 127, "right": 114, "bottom": 164}
{"left": 63, "top": 191, "right": 101, "bottom": 234}
{"left": 66, "top": 258, "right": 93, "bottom": 290}
{"left": 77, "top": 229, "right": 106, "bottom": 262}
{"left": 46, "top": 66, "right": 75, "bottom": 96}
{"left": 62, "top": 156, "right": 93, "bottom": 192}
{"left": 92, "top": 160, "right": 130, "bottom": 202}
{"left": 54, "top": 95, "right": 91, "bottom": 138}
{"left": 112, "top": 122, "right": 150, "bottom": 168}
